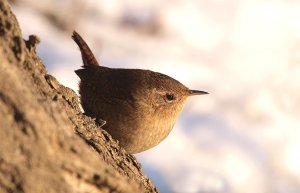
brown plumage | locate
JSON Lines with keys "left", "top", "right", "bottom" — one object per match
{"left": 72, "top": 31, "right": 208, "bottom": 154}
{"left": 72, "top": 31, "right": 99, "bottom": 67}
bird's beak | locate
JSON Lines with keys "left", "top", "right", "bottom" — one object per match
{"left": 188, "top": 90, "right": 209, "bottom": 96}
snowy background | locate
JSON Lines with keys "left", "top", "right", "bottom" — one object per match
{"left": 11, "top": 0, "right": 300, "bottom": 192}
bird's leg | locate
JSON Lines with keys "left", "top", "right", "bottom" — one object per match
{"left": 96, "top": 117, "right": 106, "bottom": 127}
{"left": 83, "top": 113, "right": 106, "bottom": 127}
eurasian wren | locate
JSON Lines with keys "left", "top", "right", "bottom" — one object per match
{"left": 72, "top": 31, "right": 208, "bottom": 154}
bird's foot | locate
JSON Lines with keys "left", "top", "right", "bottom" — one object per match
{"left": 83, "top": 113, "right": 106, "bottom": 127}
{"left": 96, "top": 118, "right": 106, "bottom": 127}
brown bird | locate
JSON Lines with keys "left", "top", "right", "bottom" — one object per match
{"left": 72, "top": 31, "right": 208, "bottom": 154}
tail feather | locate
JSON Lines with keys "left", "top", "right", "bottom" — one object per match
{"left": 72, "top": 31, "right": 99, "bottom": 67}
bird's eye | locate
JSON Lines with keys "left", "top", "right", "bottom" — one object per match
{"left": 165, "top": 93, "right": 175, "bottom": 102}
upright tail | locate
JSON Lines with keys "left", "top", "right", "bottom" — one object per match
{"left": 72, "top": 31, "right": 99, "bottom": 67}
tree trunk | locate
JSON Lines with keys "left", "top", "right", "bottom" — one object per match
{"left": 0, "top": 1, "right": 158, "bottom": 192}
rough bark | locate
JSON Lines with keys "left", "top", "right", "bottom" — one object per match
{"left": 0, "top": 1, "right": 158, "bottom": 192}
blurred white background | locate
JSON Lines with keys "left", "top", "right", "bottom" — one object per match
{"left": 11, "top": 0, "right": 300, "bottom": 192}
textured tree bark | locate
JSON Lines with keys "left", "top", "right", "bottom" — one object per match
{"left": 0, "top": 1, "right": 158, "bottom": 192}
